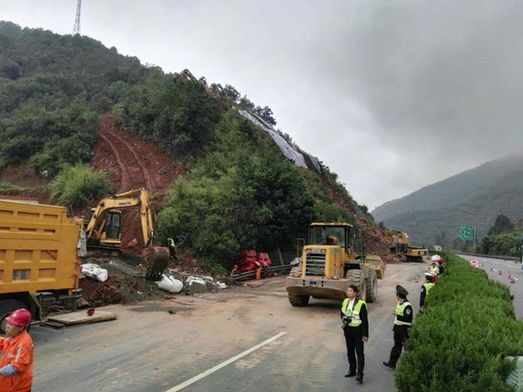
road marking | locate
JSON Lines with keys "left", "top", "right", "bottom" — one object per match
{"left": 165, "top": 331, "right": 287, "bottom": 392}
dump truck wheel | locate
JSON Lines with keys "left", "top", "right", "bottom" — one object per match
{"left": 345, "top": 269, "right": 365, "bottom": 296}
{"left": 0, "top": 300, "right": 28, "bottom": 334}
{"left": 365, "top": 269, "right": 378, "bottom": 303}
{"left": 288, "top": 293, "right": 310, "bottom": 307}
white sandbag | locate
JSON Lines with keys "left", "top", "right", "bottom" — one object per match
{"left": 155, "top": 274, "right": 184, "bottom": 294}
{"left": 81, "top": 263, "right": 108, "bottom": 282}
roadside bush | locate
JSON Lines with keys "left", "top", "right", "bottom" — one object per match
{"left": 395, "top": 253, "right": 523, "bottom": 392}
{"left": 0, "top": 181, "right": 24, "bottom": 191}
{"left": 49, "top": 164, "right": 113, "bottom": 207}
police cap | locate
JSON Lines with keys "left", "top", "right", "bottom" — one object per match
{"left": 396, "top": 285, "right": 409, "bottom": 296}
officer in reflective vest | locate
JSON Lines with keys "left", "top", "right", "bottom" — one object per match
{"left": 420, "top": 273, "right": 436, "bottom": 309}
{"left": 383, "top": 285, "right": 413, "bottom": 370}
{"left": 341, "top": 284, "right": 368, "bottom": 384}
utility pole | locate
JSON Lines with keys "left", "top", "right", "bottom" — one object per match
{"left": 73, "top": 0, "right": 82, "bottom": 35}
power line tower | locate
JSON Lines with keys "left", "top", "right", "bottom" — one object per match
{"left": 73, "top": 0, "right": 82, "bottom": 35}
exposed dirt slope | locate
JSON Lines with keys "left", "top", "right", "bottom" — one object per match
{"left": 90, "top": 114, "right": 185, "bottom": 251}
{"left": 92, "top": 114, "right": 184, "bottom": 193}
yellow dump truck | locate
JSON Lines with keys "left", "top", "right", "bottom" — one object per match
{"left": 0, "top": 199, "right": 83, "bottom": 331}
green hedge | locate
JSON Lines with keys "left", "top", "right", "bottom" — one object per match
{"left": 395, "top": 253, "right": 523, "bottom": 392}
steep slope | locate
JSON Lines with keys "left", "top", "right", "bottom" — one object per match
{"left": 0, "top": 21, "right": 392, "bottom": 266}
{"left": 372, "top": 155, "right": 523, "bottom": 245}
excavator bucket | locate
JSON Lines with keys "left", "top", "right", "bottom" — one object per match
{"left": 364, "top": 255, "right": 386, "bottom": 279}
{"left": 143, "top": 246, "right": 170, "bottom": 281}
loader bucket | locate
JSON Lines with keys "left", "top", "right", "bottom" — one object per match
{"left": 143, "top": 246, "right": 170, "bottom": 281}
{"left": 364, "top": 255, "right": 386, "bottom": 279}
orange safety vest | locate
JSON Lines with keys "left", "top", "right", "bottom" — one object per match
{"left": 0, "top": 330, "right": 33, "bottom": 392}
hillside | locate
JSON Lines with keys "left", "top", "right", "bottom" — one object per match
{"left": 372, "top": 155, "right": 523, "bottom": 245}
{"left": 0, "top": 21, "right": 392, "bottom": 267}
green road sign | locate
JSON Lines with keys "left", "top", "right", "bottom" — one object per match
{"left": 458, "top": 225, "right": 474, "bottom": 241}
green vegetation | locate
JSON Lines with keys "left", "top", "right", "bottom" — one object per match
{"left": 373, "top": 156, "right": 523, "bottom": 246}
{"left": 0, "top": 21, "right": 151, "bottom": 173}
{"left": 157, "top": 112, "right": 350, "bottom": 267}
{"left": 49, "top": 164, "right": 113, "bottom": 207}
{"left": 0, "top": 21, "right": 374, "bottom": 269}
{"left": 480, "top": 232, "right": 523, "bottom": 257}
{"left": 395, "top": 253, "right": 523, "bottom": 391}
{"left": 0, "top": 181, "right": 24, "bottom": 191}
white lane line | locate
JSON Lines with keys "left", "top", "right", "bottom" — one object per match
{"left": 165, "top": 331, "right": 287, "bottom": 392}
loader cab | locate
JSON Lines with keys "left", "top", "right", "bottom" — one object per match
{"left": 308, "top": 223, "right": 352, "bottom": 249}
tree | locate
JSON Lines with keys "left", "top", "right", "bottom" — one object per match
{"left": 223, "top": 85, "right": 240, "bottom": 102}
{"left": 487, "top": 214, "right": 514, "bottom": 235}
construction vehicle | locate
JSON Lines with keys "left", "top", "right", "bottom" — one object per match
{"left": 0, "top": 199, "right": 83, "bottom": 332}
{"left": 387, "top": 230, "right": 428, "bottom": 262}
{"left": 285, "top": 222, "right": 385, "bottom": 307}
{"left": 84, "top": 188, "right": 169, "bottom": 280}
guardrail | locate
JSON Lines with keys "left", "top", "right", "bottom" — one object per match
{"left": 453, "top": 250, "right": 521, "bottom": 262}
{"left": 231, "top": 263, "right": 296, "bottom": 281}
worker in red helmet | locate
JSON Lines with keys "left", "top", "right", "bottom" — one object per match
{"left": 0, "top": 308, "right": 33, "bottom": 392}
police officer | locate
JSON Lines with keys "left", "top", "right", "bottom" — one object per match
{"left": 419, "top": 273, "right": 435, "bottom": 309}
{"left": 383, "top": 285, "right": 413, "bottom": 370}
{"left": 341, "top": 284, "right": 368, "bottom": 384}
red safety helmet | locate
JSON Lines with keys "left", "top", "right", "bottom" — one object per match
{"left": 6, "top": 308, "right": 32, "bottom": 327}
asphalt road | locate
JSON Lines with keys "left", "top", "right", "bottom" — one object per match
{"left": 458, "top": 254, "right": 523, "bottom": 318}
{"left": 30, "top": 262, "right": 429, "bottom": 392}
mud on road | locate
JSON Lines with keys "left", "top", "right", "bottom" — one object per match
{"left": 32, "top": 261, "right": 429, "bottom": 392}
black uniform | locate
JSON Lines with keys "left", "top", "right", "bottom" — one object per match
{"left": 387, "top": 299, "right": 413, "bottom": 368}
{"left": 341, "top": 299, "right": 369, "bottom": 380}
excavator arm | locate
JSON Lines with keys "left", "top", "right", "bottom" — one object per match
{"left": 85, "top": 188, "right": 154, "bottom": 246}
{"left": 84, "top": 188, "right": 169, "bottom": 281}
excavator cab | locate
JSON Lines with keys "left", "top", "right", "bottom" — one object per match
{"left": 102, "top": 210, "right": 122, "bottom": 244}
{"left": 84, "top": 188, "right": 169, "bottom": 281}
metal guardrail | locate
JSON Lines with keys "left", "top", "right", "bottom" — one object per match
{"left": 453, "top": 250, "right": 521, "bottom": 262}
{"left": 231, "top": 263, "right": 295, "bottom": 282}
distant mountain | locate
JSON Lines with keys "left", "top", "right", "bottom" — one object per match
{"left": 372, "top": 155, "right": 523, "bottom": 245}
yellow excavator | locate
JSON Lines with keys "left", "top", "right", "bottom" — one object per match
{"left": 84, "top": 188, "right": 170, "bottom": 280}
{"left": 285, "top": 222, "right": 385, "bottom": 306}
{"left": 387, "top": 230, "right": 427, "bottom": 262}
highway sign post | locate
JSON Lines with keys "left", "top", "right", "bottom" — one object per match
{"left": 458, "top": 225, "right": 476, "bottom": 249}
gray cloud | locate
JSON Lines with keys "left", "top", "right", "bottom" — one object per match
{"left": 1, "top": 1, "right": 522, "bottom": 209}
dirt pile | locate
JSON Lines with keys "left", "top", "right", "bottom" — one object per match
{"left": 79, "top": 252, "right": 222, "bottom": 307}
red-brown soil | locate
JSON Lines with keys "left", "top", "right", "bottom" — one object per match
{"left": 90, "top": 114, "right": 185, "bottom": 252}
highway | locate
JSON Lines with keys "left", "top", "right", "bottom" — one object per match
{"left": 30, "top": 262, "right": 429, "bottom": 392}
{"left": 458, "top": 254, "right": 523, "bottom": 318}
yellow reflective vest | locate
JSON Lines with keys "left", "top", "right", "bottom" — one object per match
{"left": 394, "top": 300, "right": 412, "bottom": 326}
{"left": 341, "top": 298, "right": 367, "bottom": 327}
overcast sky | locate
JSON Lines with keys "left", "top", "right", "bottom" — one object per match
{"left": 2, "top": 1, "right": 523, "bottom": 209}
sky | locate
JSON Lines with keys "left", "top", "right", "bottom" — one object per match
{"left": 1, "top": 0, "right": 523, "bottom": 210}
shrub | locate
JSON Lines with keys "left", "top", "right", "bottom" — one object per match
{"left": 395, "top": 253, "right": 523, "bottom": 391}
{"left": 0, "top": 181, "right": 24, "bottom": 191}
{"left": 49, "top": 164, "right": 113, "bottom": 207}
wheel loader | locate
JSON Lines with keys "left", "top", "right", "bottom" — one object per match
{"left": 84, "top": 188, "right": 169, "bottom": 281}
{"left": 285, "top": 222, "right": 385, "bottom": 307}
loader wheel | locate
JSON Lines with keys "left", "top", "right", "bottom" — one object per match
{"left": 345, "top": 269, "right": 365, "bottom": 296}
{"left": 288, "top": 293, "right": 310, "bottom": 307}
{"left": 365, "top": 269, "right": 378, "bottom": 303}
{"left": 0, "top": 300, "right": 29, "bottom": 335}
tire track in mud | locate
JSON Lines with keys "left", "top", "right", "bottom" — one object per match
{"left": 97, "top": 132, "right": 131, "bottom": 191}
{"left": 104, "top": 130, "right": 155, "bottom": 191}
